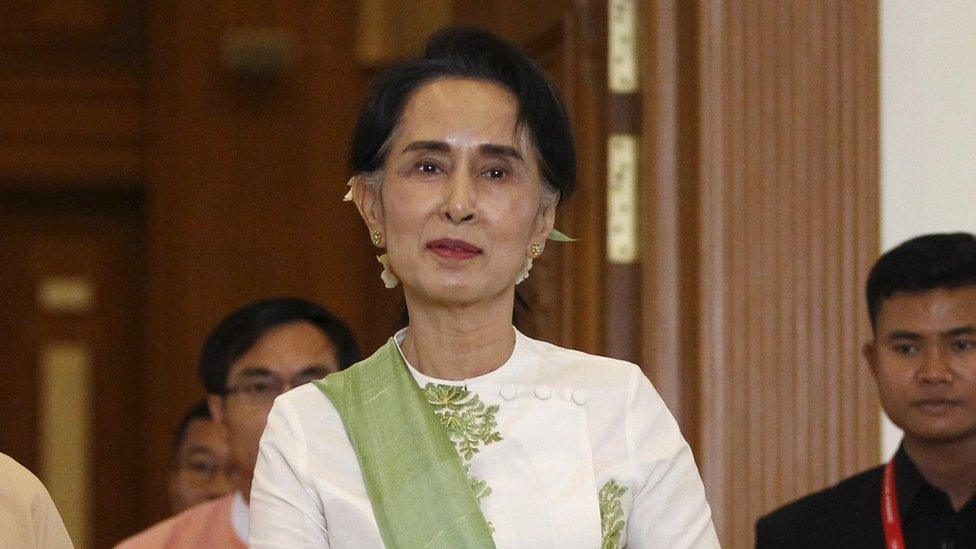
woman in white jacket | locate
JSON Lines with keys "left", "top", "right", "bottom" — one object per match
{"left": 249, "top": 27, "right": 719, "bottom": 549}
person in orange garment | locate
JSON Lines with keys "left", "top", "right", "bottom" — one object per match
{"left": 116, "top": 297, "right": 359, "bottom": 548}
{"left": 167, "top": 400, "right": 232, "bottom": 514}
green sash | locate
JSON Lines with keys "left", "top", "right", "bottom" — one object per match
{"left": 314, "top": 338, "right": 496, "bottom": 548}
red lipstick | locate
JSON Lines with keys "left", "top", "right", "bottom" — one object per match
{"left": 426, "top": 238, "right": 483, "bottom": 260}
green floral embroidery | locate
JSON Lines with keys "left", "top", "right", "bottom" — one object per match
{"left": 599, "top": 480, "right": 628, "bottom": 549}
{"left": 423, "top": 384, "right": 502, "bottom": 505}
{"left": 424, "top": 384, "right": 502, "bottom": 460}
{"left": 467, "top": 471, "right": 492, "bottom": 500}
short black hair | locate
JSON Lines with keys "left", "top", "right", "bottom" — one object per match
{"left": 198, "top": 297, "right": 360, "bottom": 395}
{"left": 172, "top": 400, "right": 211, "bottom": 463}
{"left": 350, "top": 26, "right": 576, "bottom": 200}
{"left": 866, "top": 232, "right": 976, "bottom": 330}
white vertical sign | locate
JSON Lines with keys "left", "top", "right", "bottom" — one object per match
{"left": 607, "top": 134, "right": 640, "bottom": 264}
{"left": 609, "top": 0, "right": 639, "bottom": 93}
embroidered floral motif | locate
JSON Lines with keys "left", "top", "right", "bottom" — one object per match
{"left": 423, "top": 383, "right": 502, "bottom": 505}
{"left": 467, "top": 470, "right": 492, "bottom": 500}
{"left": 424, "top": 384, "right": 503, "bottom": 460}
{"left": 599, "top": 479, "right": 628, "bottom": 549}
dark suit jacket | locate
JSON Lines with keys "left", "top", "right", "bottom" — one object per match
{"left": 755, "top": 465, "right": 885, "bottom": 548}
{"left": 756, "top": 447, "right": 976, "bottom": 549}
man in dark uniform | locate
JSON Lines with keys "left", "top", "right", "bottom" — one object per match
{"left": 756, "top": 233, "right": 976, "bottom": 548}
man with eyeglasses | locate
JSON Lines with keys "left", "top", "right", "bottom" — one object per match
{"left": 117, "top": 297, "right": 359, "bottom": 548}
{"left": 168, "top": 400, "right": 231, "bottom": 514}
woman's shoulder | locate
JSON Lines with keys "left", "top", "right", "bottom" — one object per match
{"left": 0, "top": 452, "right": 53, "bottom": 508}
{"left": 518, "top": 332, "right": 644, "bottom": 390}
{"left": 262, "top": 382, "right": 358, "bottom": 465}
{"left": 270, "top": 381, "right": 342, "bottom": 427}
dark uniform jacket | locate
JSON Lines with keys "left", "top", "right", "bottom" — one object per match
{"left": 755, "top": 446, "right": 975, "bottom": 549}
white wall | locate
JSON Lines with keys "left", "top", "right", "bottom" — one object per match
{"left": 880, "top": 0, "right": 976, "bottom": 459}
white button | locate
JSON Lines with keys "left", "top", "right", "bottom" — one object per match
{"left": 572, "top": 389, "right": 588, "bottom": 406}
{"left": 500, "top": 384, "right": 519, "bottom": 401}
{"left": 535, "top": 385, "right": 551, "bottom": 400}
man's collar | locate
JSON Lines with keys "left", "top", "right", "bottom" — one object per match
{"left": 894, "top": 442, "right": 971, "bottom": 518}
{"left": 894, "top": 444, "right": 928, "bottom": 517}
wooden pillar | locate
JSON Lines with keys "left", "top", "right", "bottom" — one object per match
{"left": 640, "top": 1, "right": 881, "bottom": 545}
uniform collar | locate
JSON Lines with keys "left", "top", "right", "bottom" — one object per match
{"left": 893, "top": 444, "right": 926, "bottom": 517}
{"left": 230, "top": 491, "right": 249, "bottom": 543}
{"left": 893, "top": 443, "right": 976, "bottom": 517}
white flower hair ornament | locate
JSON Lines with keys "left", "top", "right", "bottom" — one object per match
{"left": 377, "top": 254, "right": 399, "bottom": 289}
{"left": 515, "top": 257, "right": 534, "bottom": 285}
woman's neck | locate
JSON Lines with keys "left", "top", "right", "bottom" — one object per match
{"left": 400, "top": 290, "right": 516, "bottom": 381}
{"left": 903, "top": 434, "right": 976, "bottom": 511}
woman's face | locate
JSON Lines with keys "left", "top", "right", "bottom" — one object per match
{"left": 358, "top": 78, "right": 556, "bottom": 306}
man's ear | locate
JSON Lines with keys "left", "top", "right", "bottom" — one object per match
{"left": 350, "top": 175, "right": 384, "bottom": 236}
{"left": 863, "top": 341, "right": 879, "bottom": 379}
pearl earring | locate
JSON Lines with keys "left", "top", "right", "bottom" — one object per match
{"left": 530, "top": 241, "right": 544, "bottom": 257}
{"left": 371, "top": 231, "right": 383, "bottom": 246}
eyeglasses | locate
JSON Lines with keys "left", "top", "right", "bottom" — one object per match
{"left": 223, "top": 370, "right": 328, "bottom": 406}
{"left": 176, "top": 454, "right": 232, "bottom": 486}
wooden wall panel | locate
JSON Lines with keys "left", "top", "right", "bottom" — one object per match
{"left": 355, "top": 0, "right": 451, "bottom": 66}
{"left": 140, "top": 0, "right": 391, "bottom": 529}
{"left": 0, "top": 0, "right": 143, "bottom": 186}
{"left": 451, "top": 0, "right": 582, "bottom": 45}
{"left": 683, "top": 1, "right": 881, "bottom": 546}
{"left": 641, "top": 1, "right": 879, "bottom": 546}
{"left": 639, "top": 0, "right": 703, "bottom": 437}
{"left": 0, "top": 76, "right": 143, "bottom": 185}
{"left": 0, "top": 0, "right": 142, "bottom": 65}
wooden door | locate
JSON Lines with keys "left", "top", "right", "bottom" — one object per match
{"left": 0, "top": 189, "right": 147, "bottom": 548}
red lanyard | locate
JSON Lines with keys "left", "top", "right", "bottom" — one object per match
{"left": 881, "top": 458, "right": 906, "bottom": 549}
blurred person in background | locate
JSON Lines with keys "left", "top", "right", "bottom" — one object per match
{"left": 0, "top": 452, "right": 73, "bottom": 548}
{"left": 117, "top": 297, "right": 359, "bottom": 548}
{"left": 168, "top": 400, "right": 231, "bottom": 514}
{"left": 757, "top": 233, "right": 976, "bottom": 548}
